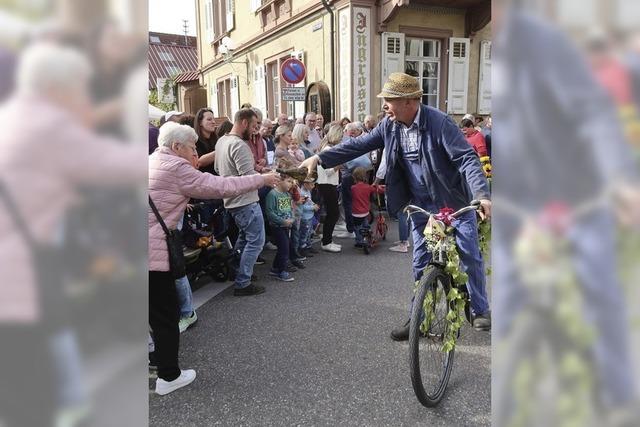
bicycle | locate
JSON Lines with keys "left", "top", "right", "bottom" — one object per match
{"left": 404, "top": 200, "right": 482, "bottom": 407}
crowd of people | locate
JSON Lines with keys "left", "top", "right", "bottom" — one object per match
{"left": 148, "top": 72, "right": 493, "bottom": 396}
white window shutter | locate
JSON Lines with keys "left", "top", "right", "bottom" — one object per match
{"left": 254, "top": 65, "right": 267, "bottom": 117}
{"left": 211, "top": 82, "right": 219, "bottom": 117}
{"left": 205, "top": 0, "right": 213, "bottom": 43}
{"left": 447, "top": 37, "right": 470, "bottom": 114}
{"left": 251, "top": 0, "right": 261, "bottom": 12}
{"left": 226, "top": 0, "right": 235, "bottom": 32}
{"left": 230, "top": 75, "right": 240, "bottom": 118}
{"left": 477, "top": 40, "right": 491, "bottom": 115}
{"left": 291, "top": 50, "right": 306, "bottom": 118}
{"left": 381, "top": 32, "right": 405, "bottom": 88}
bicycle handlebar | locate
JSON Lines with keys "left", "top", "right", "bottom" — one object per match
{"left": 403, "top": 199, "right": 483, "bottom": 220}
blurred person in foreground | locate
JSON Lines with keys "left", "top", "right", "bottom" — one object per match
{"left": 492, "top": 1, "right": 640, "bottom": 425}
{"left": 300, "top": 72, "right": 492, "bottom": 336}
{"left": 0, "top": 42, "right": 147, "bottom": 426}
{"left": 148, "top": 122, "right": 280, "bottom": 395}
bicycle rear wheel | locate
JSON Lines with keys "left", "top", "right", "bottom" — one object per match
{"left": 409, "top": 266, "right": 455, "bottom": 407}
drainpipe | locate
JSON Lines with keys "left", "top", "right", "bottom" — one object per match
{"left": 321, "top": 0, "right": 335, "bottom": 121}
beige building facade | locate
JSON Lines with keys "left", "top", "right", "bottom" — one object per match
{"left": 196, "top": 0, "right": 491, "bottom": 122}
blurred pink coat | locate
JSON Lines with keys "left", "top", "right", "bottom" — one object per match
{"left": 148, "top": 146, "right": 265, "bottom": 271}
{"left": 0, "top": 96, "right": 147, "bottom": 323}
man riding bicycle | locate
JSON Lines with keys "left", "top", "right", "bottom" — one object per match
{"left": 300, "top": 72, "right": 492, "bottom": 337}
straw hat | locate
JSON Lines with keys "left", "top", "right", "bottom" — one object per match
{"left": 377, "top": 72, "right": 423, "bottom": 99}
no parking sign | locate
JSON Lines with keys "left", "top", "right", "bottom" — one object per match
{"left": 280, "top": 58, "right": 306, "bottom": 85}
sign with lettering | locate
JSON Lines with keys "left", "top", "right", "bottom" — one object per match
{"left": 281, "top": 86, "right": 306, "bottom": 101}
{"left": 352, "top": 7, "right": 371, "bottom": 123}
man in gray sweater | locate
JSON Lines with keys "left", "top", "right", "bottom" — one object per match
{"left": 215, "top": 108, "right": 273, "bottom": 296}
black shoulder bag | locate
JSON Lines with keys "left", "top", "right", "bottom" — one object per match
{"left": 148, "top": 196, "right": 186, "bottom": 279}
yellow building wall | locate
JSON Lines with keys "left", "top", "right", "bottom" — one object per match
{"left": 385, "top": 7, "right": 489, "bottom": 118}
{"left": 202, "top": 8, "right": 333, "bottom": 119}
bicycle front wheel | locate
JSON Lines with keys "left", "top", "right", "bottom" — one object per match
{"left": 409, "top": 266, "right": 455, "bottom": 407}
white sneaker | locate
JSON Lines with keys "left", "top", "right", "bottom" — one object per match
{"left": 264, "top": 242, "right": 277, "bottom": 250}
{"left": 333, "top": 231, "right": 353, "bottom": 238}
{"left": 389, "top": 242, "right": 409, "bottom": 253}
{"left": 178, "top": 311, "right": 198, "bottom": 333}
{"left": 155, "top": 369, "right": 196, "bottom": 395}
{"left": 393, "top": 240, "right": 411, "bottom": 247}
{"left": 335, "top": 222, "right": 348, "bottom": 231}
{"left": 321, "top": 243, "right": 342, "bottom": 253}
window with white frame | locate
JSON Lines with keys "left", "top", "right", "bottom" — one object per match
{"left": 217, "top": 78, "right": 232, "bottom": 118}
{"left": 159, "top": 51, "right": 174, "bottom": 62}
{"left": 404, "top": 38, "right": 441, "bottom": 109}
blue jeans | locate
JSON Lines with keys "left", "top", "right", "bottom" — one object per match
{"left": 411, "top": 210, "right": 489, "bottom": 316}
{"left": 271, "top": 226, "right": 290, "bottom": 273}
{"left": 298, "top": 218, "right": 313, "bottom": 249}
{"left": 340, "top": 174, "right": 355, "bottom": 232}
{"left": 229, "top": 203, "right": 265, "bottom": 288}
{"left": 289, "top": 217, "right": 301, "bottom": 260}
{"left": 353, "top": 216, "right": 370, "bottom": 245}
{"left": 175, "top": 275, "right": 193, "bottom": 318}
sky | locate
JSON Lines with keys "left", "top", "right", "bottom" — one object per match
{"left": 149, "top": 0, "right": 197, "bottom": 36}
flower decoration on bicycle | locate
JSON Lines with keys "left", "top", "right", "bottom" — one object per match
{"left": 404, "top": 200, "right": 487, "bottom": 407}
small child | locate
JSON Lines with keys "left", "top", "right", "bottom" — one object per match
{"left": 265, "top": 175, "right": 296, "bottom": 282}
{"left": 298, "top": 177, "right": 320, "bottom": 256}
{"left": 351, "top": 167, "right": 385, "bottom": 247}
{"left": 288, "top": 181, "right": 306, "bottom": 269}
{"left": 288, "top": 141, "right": 306, "bottom": 163}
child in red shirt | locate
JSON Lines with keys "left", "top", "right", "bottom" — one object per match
{"left": 350, "top": 167, "right": 385, "bottom": 247}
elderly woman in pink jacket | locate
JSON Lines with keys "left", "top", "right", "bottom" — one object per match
{"left": 149, "top": 122, "right": 279, "bottom": 395}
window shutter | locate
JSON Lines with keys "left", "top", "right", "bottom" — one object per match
{"left": 230, "top": 75, "right": 240, "bottom": 118}
{"left": 251, "top": 0, "right": 261, "bottom": 12}
{"left": 477, "top": 40, "right": 491, "bottom": 115}
{"left": 226, "top": 0, "right": 235, "bottom": 32}
{"left": 254, "top": 65, "right": 267, "bottom": 117}
{"left": 205, "top": 0, "right": 213, "bottom": 43}
{"left": 211, "top": 81, "right": 219, "bottom": 117}
{"left": 381, "top": 32, "right": 405, "bottom": 88}
{"left": 291, "top": 50, "right": 306, "bottom": 118}
{"left": 447, "top": 37, "right": 470, "bottom": 114}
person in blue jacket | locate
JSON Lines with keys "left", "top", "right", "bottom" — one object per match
{"left": 300, "top": 72, "right": 492, "bottom": 338}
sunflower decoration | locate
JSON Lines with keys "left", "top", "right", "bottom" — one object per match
{"left": 479, "top": 155, "right": 492, "bottom": 180}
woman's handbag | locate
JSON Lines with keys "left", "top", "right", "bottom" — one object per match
{"left": 148, "top": 196, "right": 186, "bottom": 279}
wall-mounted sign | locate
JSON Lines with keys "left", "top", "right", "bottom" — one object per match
{"left": 352, "top": 7, "right": 371, "bottom": 123}
{"left": 281, "top": 86, "right": 306, "bottom": 101}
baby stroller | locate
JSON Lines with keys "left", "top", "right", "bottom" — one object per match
{"left": 361, "top": 193, "right": 389, "bottom": 254}
{"left": 182, "top": 202, "right": 235, "bottom": 285}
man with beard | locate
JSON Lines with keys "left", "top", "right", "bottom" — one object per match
{"left": 215, "top": 108, "right": 270, "bottom": 296}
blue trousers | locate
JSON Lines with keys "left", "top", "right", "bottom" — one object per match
{"left": 411, "top": 210, "right": 490, "bottom": 316}
{"left": 229, "top": 203, "right": 265, "bottom": 288}
{"left": 271, "top": 226, "right": 290, "bottom": 273}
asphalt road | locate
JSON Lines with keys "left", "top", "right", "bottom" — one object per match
{"left": 149, "top": 223, "right": 491, "bottom": 426}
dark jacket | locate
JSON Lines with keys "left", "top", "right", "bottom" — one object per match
{"left": 318, "top": 104, "right": 490, "bottom": 215}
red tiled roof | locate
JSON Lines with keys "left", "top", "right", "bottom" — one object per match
{"left": 148, "top": 32, "right": 198, "bottom": 90}
{"left": 174, "top": 70, "right": 200, "bottom": 84}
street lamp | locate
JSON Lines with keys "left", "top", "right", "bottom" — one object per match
{"left": 219, "top": 36, "right": 249, "bottom": 79}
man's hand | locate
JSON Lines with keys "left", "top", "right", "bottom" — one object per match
{"left": 262, "top": 172, "right": 281, "bottom": 188}
{"left": 615, "top": 184, "right": 640, "bottom": 226}
{"left": 284, "top": 219, "right": 293, "bottom": 227}
{"left": 478, "top": 199, "right": 492, "bottom": 221}
{"left": 299, "top": 155, "right": 320, "bottom": 176}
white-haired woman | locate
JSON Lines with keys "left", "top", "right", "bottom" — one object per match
{"left": 317, "top": 125, "right": 345, "bottom": 253}
{"left": 149, "top": 122, "right": 279, "bottom": 395}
